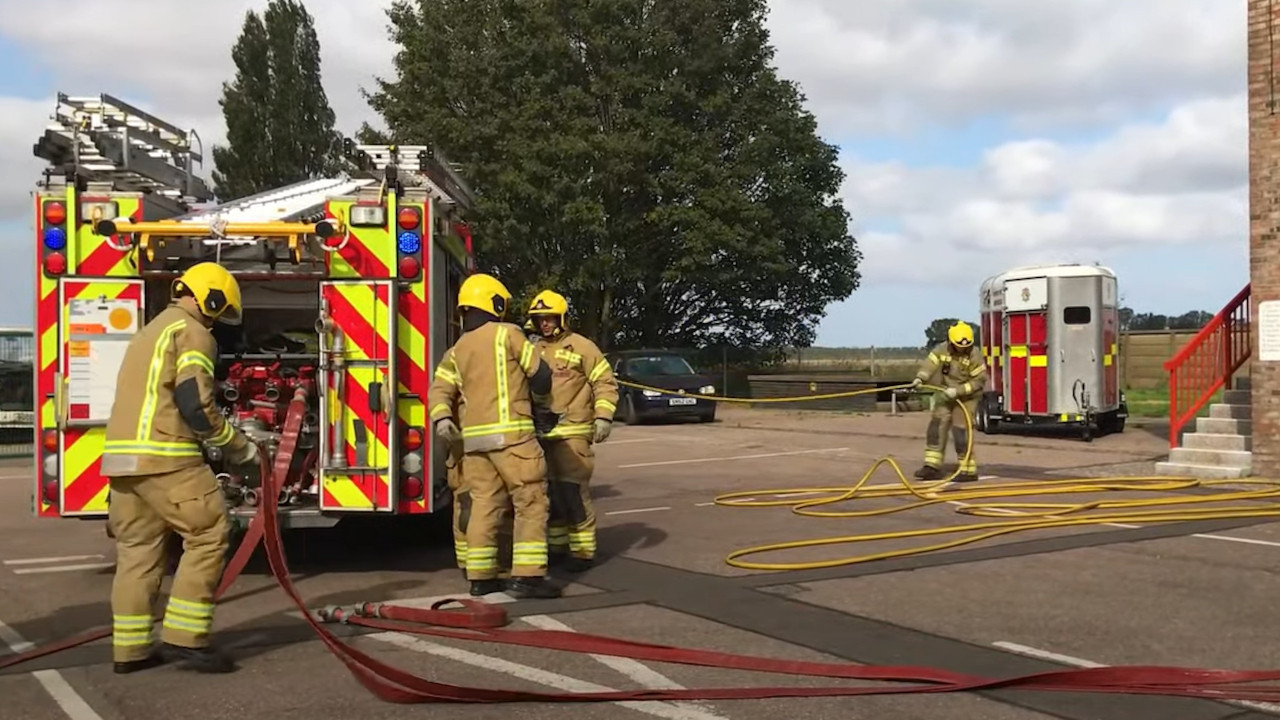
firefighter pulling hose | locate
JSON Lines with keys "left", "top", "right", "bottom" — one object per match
{"left": 9, "top": 378, "right": 1280, "bottom": 703}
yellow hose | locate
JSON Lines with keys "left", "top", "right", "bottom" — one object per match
{"left": 615, "top": 379, "right": 1280, "bottom": 571}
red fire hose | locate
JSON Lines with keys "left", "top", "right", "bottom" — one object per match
{"left": 6, "top": 390, "right": 1280, "bottom": 704}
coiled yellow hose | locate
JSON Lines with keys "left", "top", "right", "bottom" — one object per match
{"left": 615, "top": 380, "right": 1280, "bottom": 571}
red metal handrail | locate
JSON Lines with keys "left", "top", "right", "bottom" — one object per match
{"left": 1162, "top": 283, "right": 1252, "bottom": 448}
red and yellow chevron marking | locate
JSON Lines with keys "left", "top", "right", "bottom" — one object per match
{"left": 323, "top": 198, "right": 395, "bottom": 279}
{"left": 320, "top": 281, "right": 394, "bottom": 512}
{"left": 58, "top": 280, "right": 143, "bottom": 516}
{"left": 36, "top": 191, "right": 142, "bottom": 517}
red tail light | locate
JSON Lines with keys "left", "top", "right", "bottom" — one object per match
{"left": 397, "top": 207, "right": 420, "bottom": 230}
{"left": 42, "top": 430, "right": 58, "bottom": 452}
{"left": 43, "top": 252, "right": 66, "bottom": 275}
{"left": 398, "top": 256, "right": 420, "bottom": 278}
{"left": 403, "top": 427, "right": 423, "bottom": 451}
{"left": 43, "top": 201, "right": 66, "bottom": 225}
{"left": 400, "top": 475, "right": 424, "bottom": 500}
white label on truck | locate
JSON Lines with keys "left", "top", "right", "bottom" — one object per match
{"left": 66, "top": 297, "right": 138, "bottom": 424}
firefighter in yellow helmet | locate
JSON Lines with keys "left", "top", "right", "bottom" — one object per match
{"left": 526, "top": 289, "right": 619, "bottom": 571}
{"left": 100, "top": 261, "right": 259, "bottom": 674}
{"left": 909, "top": 320, "right": 986, "bottom": 483}
{"left": 427, "top": 273, "right": 561, "bottom": 598}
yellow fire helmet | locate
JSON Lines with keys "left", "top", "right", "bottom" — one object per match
{"left": 172, "top": 262, "right": 243, "bottom": 325}
{"left": 457, "top": 272, "right": 511, "bottom": 318}
{"left": 527, "top": 289, "right": 569, "bottom": 331}
{"left": 947, "top": 320, "right": 974, "bottom": 348}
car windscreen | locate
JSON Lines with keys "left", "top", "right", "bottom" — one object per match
{"left": 627, "top": 355, "right": 696, "bottom": 376}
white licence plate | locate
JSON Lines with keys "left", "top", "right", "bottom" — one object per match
{"left": 668, "top": 397, "right": 697, "bottom": 406}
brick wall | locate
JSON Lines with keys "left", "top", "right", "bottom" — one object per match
{"left": 1250, "top": 0, "right": 1280, "bottom": 475}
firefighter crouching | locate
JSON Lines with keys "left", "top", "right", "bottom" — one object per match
{"left": 527, "top": 290, "right": 619, "bottom": 572}
{"left": 100, "top": 262, "right": 259, "bottom": 674}
{"left": 427, "top": 273, "right": 562, "bottom": 599}
{"left": 910, "top": 321, "right": 986, "bottom": 483}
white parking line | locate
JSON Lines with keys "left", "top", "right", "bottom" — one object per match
{"left": 4, "top": 555, "right": 105, "bottom": 566}
{"left": 0, "top": 618, "right": 103, "bottom": 720}
{"left": 605, "top": 506, "right": 671, "bottom": 516}
{"left": 619, "top": 446, "right": 847, "bottom": 469}
{"left": 522, "top": 615, "right": 728, "bottom": 718}
{"left": 993, "top": 640, "right": 1280, "bottom": 716}
{"left": 604, "top": 438, "right": 660, "bottom": 445}
{"left": 0, "top": 473, "right": 32, "bottom": 481}
{"left": 11, "top": 563, "right": 114, "bottom": 575}
{"left": 369, "top": 631, "right": 726, "bottom": 719}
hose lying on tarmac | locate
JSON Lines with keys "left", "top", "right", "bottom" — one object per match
{"left": 7, "top": 383, "right": 1280, "bottom": 703}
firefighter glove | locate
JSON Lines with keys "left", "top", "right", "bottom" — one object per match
{"left": 434, "top": 418, "right": 461, "bottom": 443}
{"left": 231, "top": 441, "right": 259, "bottom": 467}
{"left": 593, "top": 418, "right": 612, "bottom": 444}
{"left": 533, "top": 407, "right": 561, "bottom": 435}
{"left": 943, "top": 387, "right": 959, "bottom": 400}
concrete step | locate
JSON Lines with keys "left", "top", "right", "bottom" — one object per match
{"left": 1194, "top": 416, "right": 1251, "bottom": 435}
{"left": 1236, "top": 376, "right": 1252, "bottom": 391}
{"left": 1167, "top": 447, "right": 1253, "bottom": 469}
{"left": 1181, "top": 432, "right": 1252, "bottom": 452}
{"left": 1209, "top": 403, "right": 1251, "bottom": 420}
{"left": 1154, "top": 461, "right": 1251, "bottom": 479}
{"left": 1224, "top": 389, "right": 1252, "bottom": 405}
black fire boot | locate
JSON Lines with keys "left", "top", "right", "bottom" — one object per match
{"left": 158, "top": 643, "right": 237, "bottom": 673}
{"left": 952, "top": 472, "right": 980, "bottom": 483}
{"left": 914, "top": 465, "right": 942, "bottom": 481}
{"left": 469, "top": 578, "right": 506, "bottom": 596}
{"left": 562, "top": 557, "right": 594, "bottom": 573}
{"left": 113, "top": 653, "right": 164, "bottom": 675}
{"left": 506, "top": 577, "right": 563, "bottom": 599}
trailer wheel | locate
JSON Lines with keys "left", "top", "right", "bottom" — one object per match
{"left": 977, "top": 395, "right": 999, "bottom": 435}
{"left": 1080, "top": 418, "right": 1094, "bottom": 443}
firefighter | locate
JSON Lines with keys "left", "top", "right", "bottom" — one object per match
{"left": 526, "top": 289, "right": 619, "bottom": 572}
{"left": 100, "top": 262, "right": 259, "bottom": 674}
{"left": 910, "top": 320, "right": 986, "bottom": 483}
{"left": 427, "top": 273, "right": 562, "bottom": 599}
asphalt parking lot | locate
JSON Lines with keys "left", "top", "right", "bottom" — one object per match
{"left": 4, "top": 405, "right": 1280, "bottom": 720}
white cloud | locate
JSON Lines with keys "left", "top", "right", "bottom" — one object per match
{"left": 0, "top": 97, "right": 56, "bottom": 219}
{"left": 764, "top": 0, "right": 1245, "bottom": 135}
{"left": 845, "top": 93, "right": 1248, "bottom": 287}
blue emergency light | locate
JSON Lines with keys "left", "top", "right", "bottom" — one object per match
{"left": 42, "top": 227, "right": 66, "bottom": 250}
{"left": 397, "top": 231, "right": 421, "bottom": 255}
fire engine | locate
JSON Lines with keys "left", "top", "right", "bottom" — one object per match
{"left": 31, "top": 92, "right": 475, "bottom": 529}
{"left": 977, "top": 263, "right": 1128, "bottom": 441}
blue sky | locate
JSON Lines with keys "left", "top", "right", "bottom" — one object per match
{"left": 0, "top": 0, "right": 1252, "bottom": 348}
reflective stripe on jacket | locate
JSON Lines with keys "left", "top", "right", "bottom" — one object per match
{"left": 914, "top": 341, "right": 988, "bottom": 399}
{"left": 427, "top": 321, "right": 548, "bottom": 453}
{"left": 535, "top": 331, "right": 618, "bottom": 440}
{"left": 101, "top": 303, "right": 249, "bottom": 477}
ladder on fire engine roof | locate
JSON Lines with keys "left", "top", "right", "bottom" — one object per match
{"left": 170, "top": 177, "right": 380, "bottom": 225}
{"left": 32, "top": 92, "right": 213, "bottom": 203}
{"left": 350, "top": 144, "right": 477, "bottom": 212}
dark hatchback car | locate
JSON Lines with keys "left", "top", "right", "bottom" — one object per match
{"left": 606, "top": 349, "right": 718, "bottom": 424}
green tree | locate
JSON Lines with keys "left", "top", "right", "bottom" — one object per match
{"left": 211, "top": 0, "right": 344, "bottom": 199}
{"left": 363, "top": 0, "right": 860, "bottom": 353}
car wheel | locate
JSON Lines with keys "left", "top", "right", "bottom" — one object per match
{"left": 620, "top": 394, "right": 639, "bottom": 424}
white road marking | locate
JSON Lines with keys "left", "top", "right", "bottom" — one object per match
{"left": 0, "top": 473, "right": 32, "bottom": 481}
{"left": 604, "top": 438, "right": 660, "bottom": 445}
{"left": 618, "top": 446, "right": 848, "bottom": 469}
{"left": 605, "top": 506, "right": 671, "bottom": 516}
{"left": 693, "top": 502, "right": 716, "bottom": 507}
{"left": 522, "top": 614, "right": 728, "bottom": 718}
{"left": 369, "top": 631, "right": 725, "bottom": 720}
{"left": 4, "top": 555, "right": 105, "bottom": 566}
{"left": 993, "top": 641, "right": 1280, "bottom": 716}
{"left": 0, "top": 618, "right": 103, "bottom": 720}
{"left": 979, "top": 475, "right": 999, "bottom": 480}
{"left": 11, "top": 563, "right": 114, "bottom": 575}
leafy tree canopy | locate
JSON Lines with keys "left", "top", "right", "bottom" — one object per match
{"left": 364, "top": 0, "right": 861, "bottom": 352}
{"left": 211, "top": 0, "right": 345, "bottom": 199}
